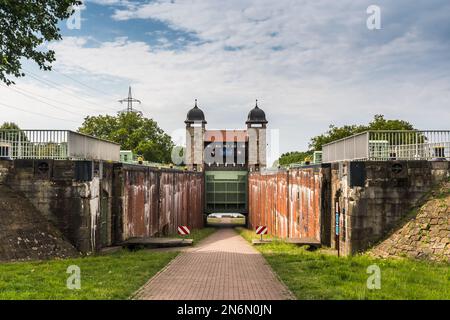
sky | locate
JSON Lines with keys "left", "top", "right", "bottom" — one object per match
{"left": 1, "top": 0, "right": 450, "bottom": 156}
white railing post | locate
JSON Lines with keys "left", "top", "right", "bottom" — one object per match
{"left": 18, "top": 131, "right": 22, "bottom": 159}
{"left": 415, "top": 131, "right": 419, "bottom": 159}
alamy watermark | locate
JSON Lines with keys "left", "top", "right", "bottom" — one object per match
{"left": 366, "top": 264, "right": 381, "bottom": 290}
{"left": 367, "top": 5, "right": 381, "bottom": 30}
{"left": 66, "top": 265, "right": 81, "bottom": 290}
{"left": 169, "top": 128, "right": 280, "bottom": 167}
{"left": 66, "top": 3, "right": 84, "bottom": 30}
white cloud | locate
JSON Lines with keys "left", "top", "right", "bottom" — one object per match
{"left": 1, "top": 0, "right": 449, "bottom": 153}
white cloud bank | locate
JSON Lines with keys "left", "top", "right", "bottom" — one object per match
{"left": 1, "top": 0, "right": 449, "bottom": 153}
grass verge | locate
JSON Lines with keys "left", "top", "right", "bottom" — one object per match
{"left": 0, "top": 227, "right": 216, "bottom": 300}
{"left": 237, "top": 227, "right": 450, "bottom": 300}
{"left": 0, "top": 250, "right": 177, "bottom": 300}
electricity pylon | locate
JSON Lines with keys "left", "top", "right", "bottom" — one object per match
{"left": 118, "top": 86, "right": 143, "bottom": 116}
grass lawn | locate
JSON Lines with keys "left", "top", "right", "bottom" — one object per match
{"left": 237, "top": 228, "right": 450, "bottom": 300}
{"left": 0, "top": 228, "right": 216, "bottom": 300}
{"left": 207, "top": 217, "right": 246, "bottom": 225}
{"left": 0, "top": 250, "right": 177, "bottom": 300}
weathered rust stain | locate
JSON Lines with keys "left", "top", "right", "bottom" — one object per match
{"left": 248, "top": 167, "right": 324, "bottom": 241}
{"left": 122, "top": 167, "right": 204, "bottom": 240}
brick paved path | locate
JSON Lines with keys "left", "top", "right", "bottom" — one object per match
{"left": 134, "top": 228, "right": 294, "bottom": 300}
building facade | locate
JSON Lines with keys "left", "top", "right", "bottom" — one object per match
{"left": 185, "top": 100, "right": 268, "bottom": 213}
{"left": 185, "top": 100, "right": 268, "bottom": 172}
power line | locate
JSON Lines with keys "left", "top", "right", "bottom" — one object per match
{"left": 21, "top": 68, "right": 118, "bottom": 112}
{"left": 24, "top": 70, "right": 117, "bottom": 111}
{"left": 53, "top": 68, "right": 119, "bottom": 99}
{"left": 2, "top": 84, "right": 88, "bottom": 117}
{"left": 0, "top": 101, "right": 80, "bottom": 123}
{"left": 3, "top": 83, "right": 112, "bottom": 114}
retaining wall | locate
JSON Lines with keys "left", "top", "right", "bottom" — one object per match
{"left": 0, "top": 160, "right": 204, "bottom": 256}
{"left": 331, "top": 161, "right": 450, "bottom": 255}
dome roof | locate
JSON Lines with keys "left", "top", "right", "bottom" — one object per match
{"left": 185, "top": 99, "right": 206, "bottom": 124}
{"left": 246, "top": 100, "right": 268, "bottom": 124}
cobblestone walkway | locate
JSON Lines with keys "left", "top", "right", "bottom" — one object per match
{"left": 134, "top": 228, "right": 294, "bottom": 300}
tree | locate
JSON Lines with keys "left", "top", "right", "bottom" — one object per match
{"left": 309, "top": 114, "right": 415, "bottom": 151}
{"left": 278, "top": 115, "right": 416, "bottom": 166}
{"left": 0, "top": 0, "right": 82, "bottom": 85}
{"left": 78, "top": 112, "right": 175, "bottom": 164}
{"left": 278, "top": 151, "right": 313, "bottom": 166}
{"left": 0, "top": 121, "right": 28, "bottom": 141}
{"left": 0, "top": 122, "right": 21, "bottom": 129}
{"left": 367, "top": 114, "right": 414, "bottom": 131}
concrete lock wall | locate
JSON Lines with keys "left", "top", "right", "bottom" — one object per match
{"left": 248, "top": 161, "right": 449, "bottom": 256}
{"left": 0, "top": 160, "right": 204, "bottom": 255}
{"left": 2, "top": 159, "right": 114, "bottom": 253}
{"left": 331, "top": 161, "right": 450, "bottom": 255}
{"left": 2, "top": 157, "right": 449, "bottom": 259}
{"left": 248, "top": 165, "right": 331, "bottom": 244}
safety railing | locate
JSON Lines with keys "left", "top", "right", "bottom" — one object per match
{"left": 0, "top": 130, "right": 120, "bottom": 161}
{"left": 322, "top": 130, "right": 450, "bottom": 163}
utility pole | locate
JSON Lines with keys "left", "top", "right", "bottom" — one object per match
{"left": 118, "top": 86, "right": 143, "bottom": 116}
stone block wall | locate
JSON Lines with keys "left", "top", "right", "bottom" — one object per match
{"left": 370, "top": 181, "right": 450, "bottom": 262}
{"left": 0, "top": 160, "right": 12, "bottom": 184}
{"left": 331, "top": 161, "right": 450, "bottom": 255}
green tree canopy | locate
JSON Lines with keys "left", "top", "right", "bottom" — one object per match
{"left": 0, "top": 122, "right": 21, "bottom": 129}
{"left": 278, "top": 115, "right": 415, "bottom": 166}
{"left": 0, "top": 0, "right": 81, "bottom": 85}
{"left": 278, "top": 151, "right": 313, "bottom": 167}
{"left": 0, "top": 122, "right": 28, "bottom": 144}
{"left": 309, "top": 114, "right": 415, "bottom": 151}
{"left": 78, "top": 112, "right": 175, "bottom": 164}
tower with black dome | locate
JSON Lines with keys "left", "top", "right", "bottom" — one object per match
{"left": 246, "top": 100, "right": 268, "bottom": 171}
{"left": 184, "top": 99, "right": 268, "bottom": 214}
{"left": 185, "top": 99, "right": 206, "bottom": 171}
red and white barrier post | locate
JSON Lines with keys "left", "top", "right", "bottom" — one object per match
{"left": 256, "top": 225, "right": 268, "bottom": 241}
{"left": 177, "top": 226, "right": 190, "bottom": 242}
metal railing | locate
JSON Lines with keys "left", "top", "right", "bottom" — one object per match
{"left": 0, "top": 130, "right": 120, "bottom": 161}
{"left": 322, "top": 130, "right": 450, "bottom": 163}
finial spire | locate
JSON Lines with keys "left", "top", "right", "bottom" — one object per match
{"left": 195, "top": 99, "right": 198, "bottom": 107}
{"left": 255, "top": 99, "right": 259, "bottom": 108}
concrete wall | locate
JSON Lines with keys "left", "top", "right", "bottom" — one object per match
{"left": 3, "top": 159, "right": 114, "bottom": 253}
{"left": 0, "top": 183, "right": 78, "bottom": 262}
{"left": 331, "top": 161, "right": 450, "bottom": 255}
{"left": 1, "top": 160, "right": 205, "bottom": 255}
{"left": 248, "top": 165, "right": 331, "bottom": 243}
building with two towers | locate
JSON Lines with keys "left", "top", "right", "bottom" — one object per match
{"left": 184, "top": 100, "right": 268, "bottom": 214}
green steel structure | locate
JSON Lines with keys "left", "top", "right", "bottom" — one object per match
{"left": 205, "top": 171, "right": 248, "bottom": 213}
